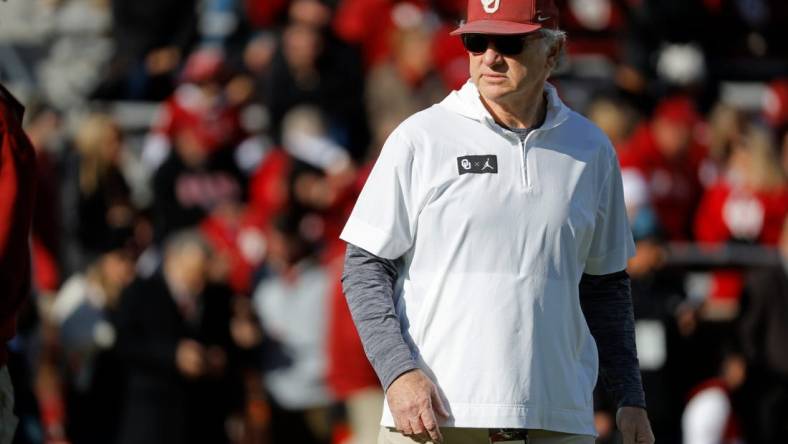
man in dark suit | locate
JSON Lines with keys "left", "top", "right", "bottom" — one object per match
{"left": 114, "top": 230, "right": 239, "bottom": 444}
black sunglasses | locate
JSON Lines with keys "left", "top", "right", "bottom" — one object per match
{"left": 461, "top": 33, "right": 541, "bottom": 56}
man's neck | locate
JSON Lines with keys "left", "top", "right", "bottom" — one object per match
{"left": 481, "top": 85, "right": 547, "bottom": 130}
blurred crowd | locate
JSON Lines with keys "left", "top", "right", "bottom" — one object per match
{"left": 1, "top": 0, "right": 788, "bottom": 443}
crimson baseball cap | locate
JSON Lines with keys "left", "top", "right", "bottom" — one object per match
{"left": 654, "top": 96, "right": 700, "bottom": 127}
{"left": 450, "top": 0, "right": 559, "bottom": 36}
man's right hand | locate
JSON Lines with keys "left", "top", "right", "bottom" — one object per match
{"left": 387, "top": 369, "right": 450, "bottom": 443}
{"left": 176, "top": 339, "right": 205, "bottom": 378}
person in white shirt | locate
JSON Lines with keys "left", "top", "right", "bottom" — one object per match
{"left": 340, "top": 1, "right": 655, "bottom": 443}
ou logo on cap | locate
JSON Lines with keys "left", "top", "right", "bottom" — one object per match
{"left": 461, "top": 159, "right": 472, "bottom": 170}
{"left": 481, "top": 0, "right": 500, "bottom": 13}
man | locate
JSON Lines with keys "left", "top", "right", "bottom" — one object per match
{"left": 251, "top": 214, "right": 336, "bottom": 444}
{"left": 738, "top": 219, "right": 788, "bottom": 444}
{"left": 113, "top": 231, "right": 238, "bottom": 444}
{"left": 340, "top": 1, "right": 655, "bottom": 443}
{"left": 619, "top": 96, "right": 707, "bottom": 242}
{"left": 0, "top": 83, "right": 36, "bottom": 444}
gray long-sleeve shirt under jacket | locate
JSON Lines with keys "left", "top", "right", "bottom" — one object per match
{"left": 341, "top": 243, "right": 647, "bottom": 409}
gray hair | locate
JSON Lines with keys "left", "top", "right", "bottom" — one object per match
{"left": 540, "top": 28, "right": 567, "bottom": 53}
{"left": 163, "top": 229, "right": 213, "bottom": 260}
{"left": 540, "top": 28, "right": 567, "bottom": 75}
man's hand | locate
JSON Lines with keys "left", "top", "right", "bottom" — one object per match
{"left": 387, "top": 369, "right": 449, "bottom": 443}
{"left": 616, "top": 406, "right": 655, "bottom": 444}
{"left": 176, "top": 339, "right": 206, "bottom": 378}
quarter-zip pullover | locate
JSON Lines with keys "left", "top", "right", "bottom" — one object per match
{"left": 340, "top": 80, "right": 637, "bottom": 435}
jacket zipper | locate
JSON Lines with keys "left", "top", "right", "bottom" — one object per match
{"left": 519, "top": 130, "right": 538, "bottom": 189}
{"left": 519, "top": 138, "right": 527, "bottom": 187}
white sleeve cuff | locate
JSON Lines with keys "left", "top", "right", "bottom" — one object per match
{"left": 340, "top": 217, "right": 408, "bottom": 260}
{"left": 584, "top": 244, "right": 634, "bottom": 275}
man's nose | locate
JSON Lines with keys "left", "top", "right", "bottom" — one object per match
{"left": 482, "top": 47, "right": 503, "bottom": 66}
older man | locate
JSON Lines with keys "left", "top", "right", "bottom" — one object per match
{"left": 340, "top": 1, "right": 655, "bottom": 443}
{"left": 114, "top": 231, "right": 238, "bottom": 444}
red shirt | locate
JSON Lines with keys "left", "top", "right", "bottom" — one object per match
{"left": 620, "top": 124, "right": 707, "bottom": 241}
{"left": 152, "top": 84, "right": 245, "bottom": 155}
{"left": 248, "top": 148, "right": 291, "bottom": 227}
{"left": 200, "top": 207, "right": 268, "bottom": 296}
{"left": 0, "top": 84, "right": 36, "bottom": 365}
{"left": 694, "top": 180, "right": 788, "bottom": 300}
{"left": 245, "top": 0, "right": 289, "bottom": 28}
{"left": 695, "top": 180, "right": 788, "bottom": 245}
{"left": 332, "top": 0, "right": 396, "bottom": 69}
{"left": 324, "top": 250, "right": 379, "bottom": 398}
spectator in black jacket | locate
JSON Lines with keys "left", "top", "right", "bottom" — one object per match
{"left": 267, "top": 2, "right": 369, "bottom": 160}
{"left": 738, "top": 218, "right": 788, "bottom": 444}
{"left": 113, "top": 230, "right": 240, "bottom": 444}
{"left": 93, "top": 0, "right": 199, "bottom": 100}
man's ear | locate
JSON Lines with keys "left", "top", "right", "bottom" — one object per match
{"left": 546, "top": 39, "right": 564, "bottom": 71}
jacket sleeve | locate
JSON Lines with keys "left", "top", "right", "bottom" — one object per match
{"left": 579, "top": 270, "right": 647, "bottom": 409}
{"left": 341, "top": 243, "right": 418, "bottom": 390}
{"left": 0, "top": 84, "right": 36, "bottom": 360}
{"left": 339, "top": 129, "right": 425, "bottom": 260}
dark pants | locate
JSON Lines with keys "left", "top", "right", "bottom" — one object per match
{"left": 267, "top": 396, "right": 332, "bottom": 444}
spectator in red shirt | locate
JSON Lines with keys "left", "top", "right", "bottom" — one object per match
{"left": 694, "top": 126, "right": 788, "bottom": 301}
{"left": 142, "top": 47, "right": 246, "bottom": 171}
{"left": 620, "top": 96, "right": 708, "bottom": 241}
{"left": 0, "top": 83, "right": 37, "bottom": 444}
{"left": 199, "top": 202, "right": 268, "bottom": 296}
{"left": 23, "top": 104, "right": 63, "bottom": 294}
{"left": 332, "top": 0, "right": 396, "bottom": 68}
{"left": 696, "top": 126, "right": 788, "bottom": 246}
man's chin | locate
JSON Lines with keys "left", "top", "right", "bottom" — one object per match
{"left": 478, "top": 83, "right": 514, "bottom": 101}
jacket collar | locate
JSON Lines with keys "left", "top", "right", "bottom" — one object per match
{"left": 440, "top": 79, "right": 570, "bottom": 133}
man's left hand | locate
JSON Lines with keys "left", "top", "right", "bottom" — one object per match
{"left": 616, "top": 406, "right": 655, "bottom": 444}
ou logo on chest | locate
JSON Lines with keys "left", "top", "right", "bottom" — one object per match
{"left": 461, "top": 158, "right": 472, "bottom": 170}
{"left": 481, "top": 0, "right": 500, "bottom": 13}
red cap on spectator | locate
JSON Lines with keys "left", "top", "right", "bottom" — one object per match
{"left": 764, "top": 79, "right": 788, "bottom": 128}
{"left": 181, "top": 47, "right": 225, "bottom": 84}
{"left": 450, "top": 0, "right": 559, "bottom": 35}
{"left": 654, "top": 96, "right": 700, "bottom": 126}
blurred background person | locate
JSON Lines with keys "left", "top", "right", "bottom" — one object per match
{"left": 0, "top": 82, "right": 37, "bottom": 444}
{"left": 62, "top": 113, "right": 134, "bottom": 274}
{"left": 266, "top": 0, "right": 369, "bottom": 160}
{"left": 113, "top": 230, "right": 241, "bottom": 444}
{"left": 620, "top": 96, "right": 708, "bottom": 242}
{"left": 694, "top": 126, "right": 788, "bottom": 317}
{"left": 737, "top": 218, "right": 788, "bottom": 444}
{"left": 22, "top": 103, "right": 64, "bottom": 298}
{"left": 682, "top": 347, "right": 747, "bottom": 444}
{"left": 93, "top": 0, "right": 199, "bottom": 101}
{"left": 252, "top": 212, "right": 337, "bottom": 444}
{"left": 365, "top": 3, "right": 446, "bottom": 140}
{"left": 50, "top": 247, "right": 135, "bottom": 444}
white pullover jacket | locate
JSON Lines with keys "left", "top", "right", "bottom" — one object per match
{"left": 340, "top": 80, "right": 635, "bottom": 435}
